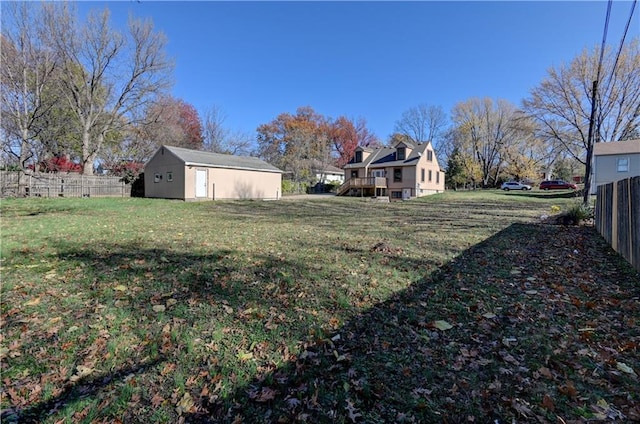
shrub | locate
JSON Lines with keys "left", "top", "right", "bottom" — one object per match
{"left": 108, "top": 161, "right": 145, "bottom": 184}
{"left": 37, "top": 155, "right": 83, "bottom": 173}
{"left": 565, "top": 203, "right": 593, "bottom": 224}
{"left": 281, "top": 179, "right": 295, "bottom": 194}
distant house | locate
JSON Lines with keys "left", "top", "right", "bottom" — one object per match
{"left": 144, "top": 145, "right": 283, "bottom": 201}
{"left": 339, "top": 139, "right": 445, "bottom": 200}
{"left": 591, "top": 139, "right": 640, "bottom": 194}
{"left": 309, "top": 162, "right": 344, "bottom": 184}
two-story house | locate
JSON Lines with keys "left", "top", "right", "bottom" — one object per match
{"left": 339, "top": 139, "right": 445, "bottom": 200}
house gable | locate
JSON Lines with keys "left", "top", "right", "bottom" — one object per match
{"left": 351, "top": 146, "right": 374, "bottom": 164}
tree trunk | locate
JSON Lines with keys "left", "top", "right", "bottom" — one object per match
{"left": 18, "top": 128, "right": 32, "bottom": 195}
{"left": 82, "top": 128, "right": 94, "bottom": 175}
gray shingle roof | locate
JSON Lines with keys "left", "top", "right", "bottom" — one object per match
{"left": 593, "top": 139, "right": 640, "bottom": 156}
{"left": 344, "top": 142, "right": 430, "bottom": 169}
{"left": 163, "top": 145, "right": 282, "bottom": 173}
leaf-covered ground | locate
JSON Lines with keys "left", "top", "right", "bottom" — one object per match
{"left": 1, "top": 192, "right": 638, "bottom": 423}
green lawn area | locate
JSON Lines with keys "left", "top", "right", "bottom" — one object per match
{"left": 1, "top": 191, "right": 638, "bottom": 423}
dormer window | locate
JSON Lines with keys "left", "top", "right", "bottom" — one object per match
{"left": 355, "top": 151, "right": 363, "bottom": 163}
{"left": 397, "top": 147, "right": 406, "bottom": 160}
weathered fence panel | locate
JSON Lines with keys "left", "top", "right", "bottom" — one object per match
{"left": 0, "top": 171, "right": 130, "bottom": 198}
{"left": 595, "top": 176, "right": 640, "bottom": 272}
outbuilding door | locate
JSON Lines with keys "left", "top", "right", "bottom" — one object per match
{"left": 195, "top": 169, "right": 207, "bottom": 198}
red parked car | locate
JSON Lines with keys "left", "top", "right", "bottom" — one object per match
{"left": 539, "top": 180, "right": 578, "bottom": 190}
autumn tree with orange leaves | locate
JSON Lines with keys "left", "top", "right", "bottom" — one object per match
{"left": 257, "top": 106, "right": 379, "bottom": 185}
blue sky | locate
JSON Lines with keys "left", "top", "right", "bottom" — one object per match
{"left": 77, "top": 1, "right": 639, "bottom": 143}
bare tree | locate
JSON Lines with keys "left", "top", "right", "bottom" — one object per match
{"left": 1, "top": 3, "right": 59, "bottom": 191}
{"left": 43, "top": 2, "right": 174, "bottom": 175}
{"left": 394, "top": 104, "right": 447, "bottom": 145}
{"left": 523, "top": 38, "right": 640, "bottom": 204}
{"left": 202, "top": 105, "right": 254, "bottom": 156}
{"left": 451, "top": 98, "right": 521, "bottom": 187}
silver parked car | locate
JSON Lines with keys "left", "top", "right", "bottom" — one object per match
{"left": 501, "top": 181, "right": 532, "bottom": 191}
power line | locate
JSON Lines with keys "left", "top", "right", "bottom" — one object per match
{"left": 582, "top": 0, "right": 613, "bottom": 205}
{"left": 611, "top": 0, "right": 637, "bottom": 76}
{"left": 595, "top": 0, "right": 613, "bottom": 83}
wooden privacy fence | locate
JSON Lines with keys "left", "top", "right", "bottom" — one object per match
{"left": 595, "top": 176, "right": 640, "bottom": 272}
{"left": 0, "top": 171, "right": 131, "bottom": 198}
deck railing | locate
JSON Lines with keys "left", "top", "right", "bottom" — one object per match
{"left": 336, "top": 177, "right": 387, "bottom": 196}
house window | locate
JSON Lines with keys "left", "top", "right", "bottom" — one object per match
{"left": 393, "top": 168, "right": 402, "bottom": 182}
{"left": 397, "top": 147, "right": 406, "bottom": 160}
{"left": 617, "top": 158, "right": 629, "bottom": 172}
{"left": 355, "top": 151, "right": 362, "bottom": 163}
{"left": 427, "top": 150, "right": 433, "bottom": 161}
{"left": 428, "top": 170, "right": 432, "bottom": 182}
{"left": 351, "top": 170, "right": 359, "bottom": 178}
{"left": 421, "top": 168, "right": 425, "bottom": 183}
{"left": 154, "top": 173, "right": 162, "bottom": 183}
{"left": 436, "top": 172, "right": 440, "bottom": 184}
{"left": 166, "top": 172, "right": 173, "bottom": 182}
{"left": 391, "top": 191, "right": 402, "bottom": 199}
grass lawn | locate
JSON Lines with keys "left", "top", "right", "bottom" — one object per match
{"left": 1, "top": 191, "right": 638, "bottom": 423}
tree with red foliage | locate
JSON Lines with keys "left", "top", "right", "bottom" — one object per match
{"left": 107, "top": 160, "right": 145, "bottom": 184}
{"left": 327, "top": 116, "right": 380, "bottom": 167}
{"left": 37, "top": 155, "right": 83, "bottom": 173}
{"left": 326, "top": 116, "right": 357, "bottom": 168}
{"left": 142, "top": 96, "right": 204, "bottom": 150}
{"left": 178, "top": 101, "right": 203, "bottom": 149}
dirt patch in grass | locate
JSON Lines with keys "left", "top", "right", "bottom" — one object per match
{"left": 1, "top": 194, "right": 638, "bottom": 423}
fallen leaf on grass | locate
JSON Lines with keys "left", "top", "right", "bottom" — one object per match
{"left": 541, "top": 394, "right": 555, "bottom": 412}
{"left": 616, "top": 362, "right": 636, "bottom": 375}
{"left": 151, "top": 393, "right": 164, "bottom": 408}
{"left": 255, "top": 387, "right": 277, "bottom": 402}
{"left": 511, "top": 398, "right": 532, "bottom": 417}
{"left": 24, "top": 298, "right": 40, "bottom": 306}
{"left": 591, "top": 399, "right": 625, "bottom": 420}
{"left": 70, "top": 364, "right": 94, "bottom": 382}
{"left": 237, "top": 351, "right": 253, "bottom": 361}
{"left": 175, "top": 392, "right": 195, "bottom": 415}
{"left": 537, "top": 367, "right": 553, "bottom": 379}
{"left": 346, "top": 399, "right": 362, "bottom": 422}
{"left": 114, "top": 285, "right": 127, "bottom": 292}
{"left": 433, "top": 320, "right": 453, "bottom": 331}
{"left": 152, "top": 304, "right": 166, "bottom": 313}
{"left": 558, "top": 381, "right": 577, "bottom": 399}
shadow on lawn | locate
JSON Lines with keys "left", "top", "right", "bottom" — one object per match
{"left": 184, "top": 223, "right": 640, "bottom": 423}
{"left": 9, "top": 357, "right": 165, "bottom": 424}
{"left": 5, "top": 223, "right": 638, "bottom": 423}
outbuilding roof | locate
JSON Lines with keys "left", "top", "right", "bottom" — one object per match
{"left": 160, "top": 145, "right": 283, "bottom": 173}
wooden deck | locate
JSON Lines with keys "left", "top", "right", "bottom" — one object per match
{"left": 337, "top": 177, "right": 387, "bottom": 196}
